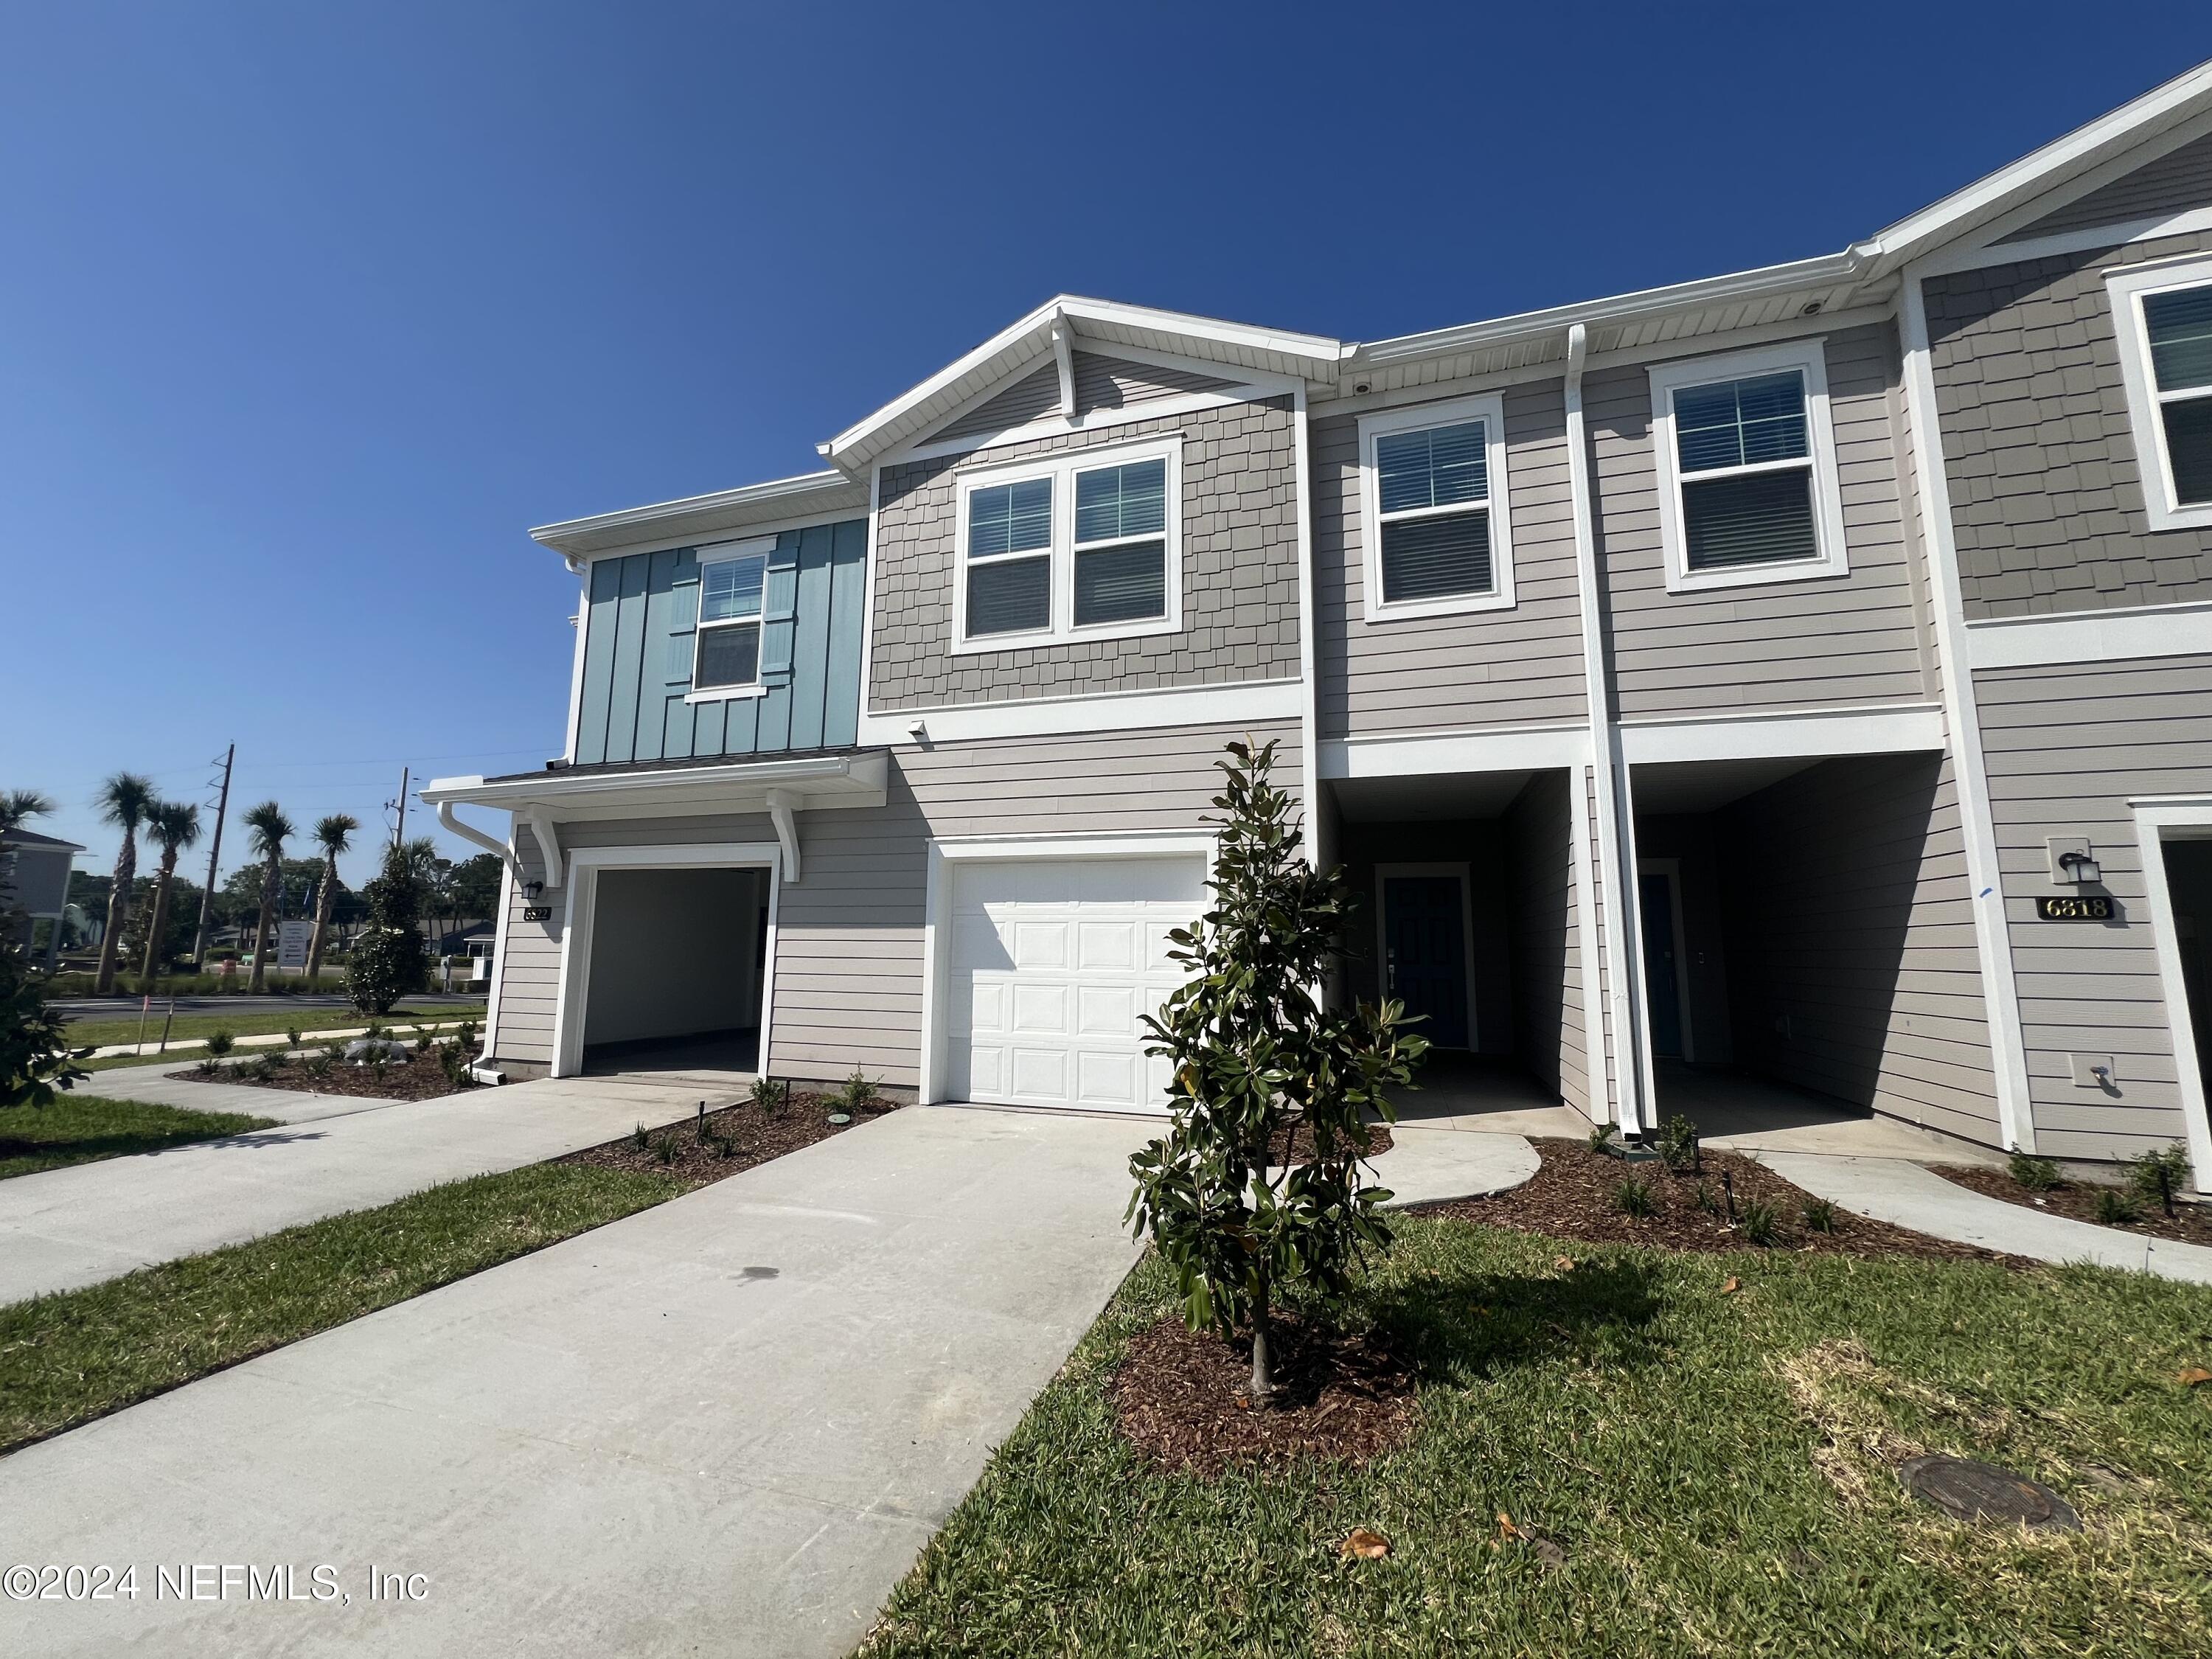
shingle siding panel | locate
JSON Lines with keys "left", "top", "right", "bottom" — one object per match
{"left": 1927, "top": 229, "right": 2212, "bottom": 618}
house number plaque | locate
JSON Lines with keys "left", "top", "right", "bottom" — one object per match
{"left": 2035, "top": 895, "right": 2112, "bottom": 921}
{"left": 521, "top": 905, "right": 554, "bottom": 922}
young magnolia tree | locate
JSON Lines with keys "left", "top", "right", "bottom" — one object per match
{"left": 346, "top": 841, "right": 426, "bottom": 1015}
{"left": 1127, "top": 740, "right": 1427, "bottom": 1402}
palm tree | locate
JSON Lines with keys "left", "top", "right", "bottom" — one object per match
{"left": 137, "top": 801, "right": 204, "bottom": 986}
{"left": 91, "top": 773, "right": 155, "bottom": 993}
{"left": 241, "top": 801, "right": 295, "bottom": 993}
{"left": 304, "top": 813, "right": 358, "bottom": 988}
{"left": 0, "top": 790, "right": 55, "bottom": 839}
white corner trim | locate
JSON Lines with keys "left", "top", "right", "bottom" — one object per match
{"left": 563, "top": 567, "right": 590, "bottom": 763}
{"left": 1965, "top": 599, "right": 2212, "bottom": 669}
{"left": 1648, "top": 337, "right": 1851, "bottom": 595}
{"left": 1615, "top": 703, "right": 1947, "bottom": 765}
{"left": 2131, "top": 801, "right": 2212, "bottom": 1194}
{"left": 481, "top": 852, "right": 515, "bottom": 1060}
{"left": 549, "top": 841, "right": 782, "bottom": 1079}
{"left": 858, "top": 677, "right": 1304, "bottom": 747}
{"left": 1318, "top": 722, "right": 1593, "bottom": 780}
{"left": 1355, "top": 391, "right": 1517, "bottom": 622}
{"left": 1900, "top": 265, "right": 2037, "bottom": 1153}
{"left": 1292, "top": 386, "right": 1320, "bottom": 870}
{"left": 523, "top": 808, "right": 563, "bottom": 892}
{"left": 2106, "top": 253, "right": 2212, "bottom": 532}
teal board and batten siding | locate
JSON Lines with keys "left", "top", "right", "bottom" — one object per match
{"left": 571, "top": 519, "right": 867, "bottom": 766}
{"left": 1975, "top": 653, "right": 2212, "bottom": 1163}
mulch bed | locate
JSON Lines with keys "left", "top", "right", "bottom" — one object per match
{"left": 1421, "top": 1138, "right": 2020, "bottom": 1265}
{"left": 1933, "top": 1164, "right": 2212, "bottom": 1245}
{"left": 1111, "top": 1309, "right": 1418, "bottom": 1477}
{"left": 1267, "top": 1119, "right": 1394, "bottom": 1163}
{"left": 557, "top": 1091, "right": 901, "bottom": 1186}
{"left": 173, "top": 1046, "right": 481, "bottom": 1103}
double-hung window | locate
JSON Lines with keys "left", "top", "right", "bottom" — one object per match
{"left": 691, "top": 543, "right": 769, "bottom": 696}
{"left": 1357, "top": 394, "right": 1514, "bottom": 620}
{"left": 2107, "top": 255, "right": 2212, "bottom": 531}
{"left": 953, "top": 436, "right": 1181, "bottom": 650}
{"left": 1649, "top": 341, "right": 1848, "bottom": 593}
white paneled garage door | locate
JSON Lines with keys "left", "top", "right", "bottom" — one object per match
{"left": 946, "top": 855, "right": 1205, "bottom": 1113}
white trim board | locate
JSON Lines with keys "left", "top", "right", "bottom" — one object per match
{"left": 1318, "top": 723, "right": 1593, "bottom": 780}
{"left": 1912, "top": 204, "right": 2212, "bottom": 280}
{"left": 858, "top": 677, "right": 1304, "bottom": 748}
{"left": 1966, "top": 600, "right": 2212, "bottom": 669}
{"left": 2130, "top": 798, "right": 2212, "bottom": 1195}
{"left": 1616, "top": 703, "right": 1946, "bottom": 765}
{"left": 549, "top": 841, "right": 782, "bottom": 1081}
{"left": 918, "top": 830, "right": 1217, "bottom": 1105}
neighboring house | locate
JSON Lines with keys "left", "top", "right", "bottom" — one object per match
{"left": 1, "top": 827, "right": 84, "bottom": 971}
{"left": 428, "top": 63, "right": 2212, "bottom": 1189}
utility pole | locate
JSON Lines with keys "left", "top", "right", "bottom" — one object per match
{"left": 190, "top": 743, "right": 234, "bottom": 968}
{"left": 391, "top": 765, "right": 410, "bottom": 849}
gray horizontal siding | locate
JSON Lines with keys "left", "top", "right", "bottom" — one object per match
{"left": 871, "top": 396, "right": 1301, "bottom": 709}
{"left": 1925, "top": 229, "right": 2212, "bottom": 618}
{"left": 1975, "top": 653, "right": 2212, "bottom": 1161}
{"left": 1588, "top": 321, "right": 1934, "bottom": 719}
{"left": 487, "top": 721, "right": 1301, "bottom": 1088}
{"left": 1313, "top": 379, "right": 1587, "bottom": 737}
{"left": 1717, "top": 753, "right": 1999, "bottom": 1142}
{"left": 2001, "top": 130, "right": 2212, "bottom": 241}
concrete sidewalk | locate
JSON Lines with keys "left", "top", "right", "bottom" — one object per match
{"left": 73, "top": 1057, "right": 380, "bottom": 1124}
{"left": 0, "top": 1105, "right": 1148, "bottom": 1658}
{"left": 1373, "top": 1125, "right": 1539, "bottom": 1207}
{"left": 1755, "top": 1152, "right": 2212, "bottom": 1284}
{"left": 0, "top": 1074, "right": 729, "bottom": 1304}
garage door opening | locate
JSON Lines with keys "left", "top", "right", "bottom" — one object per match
{"left": 939, "top": 852, "right": 1207, "bottom": 1113}
{"left": 577, "top": 866, "right": 771, "bottom": 1076}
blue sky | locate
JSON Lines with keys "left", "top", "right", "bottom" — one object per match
{"left": 7, "top": 2, "right": 2211, "bottom": 886}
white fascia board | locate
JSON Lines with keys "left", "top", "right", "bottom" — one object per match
{"left": 1615, "top": 703, "right": 1946, "bottom": 765}
{"left": 1857, "top": 61, "right": 2212, "bottom": 278}
{"left": 529, "top": 471, "right": 867, "bottom": 561}
{"left": 1318, "top": 723, "right": 1593, "bottom": 780}
{"left": 821, "top": 295, "right": 1342, "bottom": 474}
{"left": 419, "top": 751, "right": 888, "bottom": 815}
{"left": 1964, "top": 599, "right": 2212, "bottom": 670}
{"left": 858, "top": 678, "right": 1304, "bottom": 747}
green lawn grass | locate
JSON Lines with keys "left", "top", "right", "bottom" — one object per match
{"left": 0, "top": 1093, "right": 278, "bottom": 1180}
{"left": 0, "top": 1162, "right": 690, "bottom": 1454}
{"left": 863, "top": 1218, "right": 2212, "bottom": 1658}
{"left": 62, "top": 1001, "right": 483, "bottom": 1052}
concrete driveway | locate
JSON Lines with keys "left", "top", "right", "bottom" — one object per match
{"left": 0, "top": 1072, "right": 732, "bottom": 1303}
{"left": 0, "top": 1103, "right": 1147, "bottom": 1658}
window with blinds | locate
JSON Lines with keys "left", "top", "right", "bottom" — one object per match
{"left": 2144, "top": 284, "right": 2212, "bottom": 507}
{"left": 1670, "top": 370, "right": 1820, "bottom": 571}
{"left": 693, "top": 550, "right": 768, "bottom": 689}
{"left": 964, "top": 476, "right": 1054, "bottom": 637}
{"left": 1072, "top": 458, "right": 1168, "bottom": 626}
{"left": 1374, "top": 420, "right": 1495, "bottom": 602}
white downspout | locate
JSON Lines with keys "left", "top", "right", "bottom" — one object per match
{"left": 1564, "top": 323, "right": 1652, "bottom": 1135}
{"left": 435, "top": 801, "right": 525, "bottom": 886}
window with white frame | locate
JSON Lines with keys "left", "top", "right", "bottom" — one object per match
{"left": 1649, "top": 341, "right": 1848, "bottom": 592}
{"left": 692, "top": 546, "right": 768, "bottom": 692}
{"left": 1357, "top": 394, "right": 1514, "bottom": 620}
{"left": 953, "top": 437, "right": 1180, "bottom": 650}
{"left": 2107, "top": 256, "right": 2212, "bottom": 531}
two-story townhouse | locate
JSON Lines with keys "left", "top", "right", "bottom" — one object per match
{"left": 427, "top": 61, "right": 2212, "bottom": 1193}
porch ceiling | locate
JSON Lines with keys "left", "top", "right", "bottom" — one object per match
{"left": 1631, "top": 757, "right": 1818, "bottom": 815}
{"left": 1331, "top": 771, "right": 1537, "bottom": 823}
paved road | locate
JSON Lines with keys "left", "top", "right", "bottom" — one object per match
{"left": 0, "top": 1073, "right": 720, "bottom": 1303}
{"left": 0, "top": 1103, "right": 1148, "bottom": 1658}
{"left": 52, "top": 993, "right": 487, "bottom": 1020}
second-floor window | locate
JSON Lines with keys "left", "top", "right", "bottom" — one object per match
{"left": 694, "top": 547, "right": 768, "bottom": 692}
{"left": 953, "top": 436, "right": 1182, "bottom": 651}
{"left": 2108, "top": 257, "right": 2212, "bottom": 532}
{"left": 1358, "top": 393, "right": 1515, "bottom": 621}
{"left": 1649, "top": 341, "right": 1848, "bottom": 593}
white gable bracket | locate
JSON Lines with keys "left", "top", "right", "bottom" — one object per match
{"left": 764, "top": 788, "right": 802, "bottom": 883}
{"left": 1049, "top": 313, "right": 1076, "bottom": 417}
{"left": 524, "top": 807, "right": 564, "bottom": 891}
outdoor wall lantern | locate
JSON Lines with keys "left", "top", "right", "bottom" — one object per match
{"left": 2047, "top": 838, "right": 2101, "bottom": 886}
{"left": 523, "top": 879, "right": 544, "bottom": 899}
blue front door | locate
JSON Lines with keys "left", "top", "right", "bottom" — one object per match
{"left": 1638, "top": 871, "right": 1685, "bottom": 1061}
{"left": 1382, "top": 875, "right": 1470, "bottom": 1048}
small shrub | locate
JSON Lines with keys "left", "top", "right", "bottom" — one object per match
{"left": 838, "top": 1070, "right": 878, "bottom": 1112}
{"left": 321, "top": 1040, "right": 347, "bottom": 1063}
{"left": 362, "top": 1020, "right": 386, "bottom": 1042}
{"left": 243, "top": 1054, "right": 279, "bottom": 1083}
{"left": 437, "top": 1041, "right": 470, "bottom": 1088}
{"left": 1739, "top": 1200, "right": 1781, "bottom": 1246}
{"left": 750, "top": 1075, "right": 790, "bottom": 1117}
{"left": 285, "top": 1024, "right": 303, "bottom": 1048}
{"left": 649, "top": 1131, "right": 681, "bottom": 1166}
{"left": 194, "top": 1057, "right": 221, "bottom": 1078}
{"left": 364, "top": 1046, "right": 391, "bottom": 1074}
{"left": 265, "top": 1047, "right": 290, "bottom": 1068}
{"left": 2128, "top": 1142, "right": 2191, "bottom": 1204}
{"left": 1587, "top": 1121, "right": 1618, "bottom": 1154}
{"left": 1657, "top": 1113, "right": 1700, "bottom": 1172}
{"left": 1614, "top": 1175, "right": 1657, "bottom": 1218}
{"left": 2008, "top": 1152, "right": 2062, "bottom": 1192}
{"left": 456, "top": 1019, "right": 480, "bottom": 1048}
{"left": 305, "top": 1054, "right": 334, "bottom": 1082}
{"left": 631, "top": 1121, "right": 649, "bottom": 1152}
{"left": 1693, "top": 1181, "right": 1719, "bottom": 1216}
{"left": 1802, "top": 1197, "right": 1837, "bottom": 1234}
{"left": 204, "top": 1030, "right": 235, "bottom": 1059}
{"left": 2095, "top": 1188, "right": 2142, "bottom": 1226}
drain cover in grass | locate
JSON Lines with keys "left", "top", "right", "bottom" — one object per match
{"left": 1899, "top": 1455, "right": 2080, "bottom": 1531}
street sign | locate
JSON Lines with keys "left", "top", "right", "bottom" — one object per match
{"left": 277, "top": 918, "right": 313, "bottom": 970}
